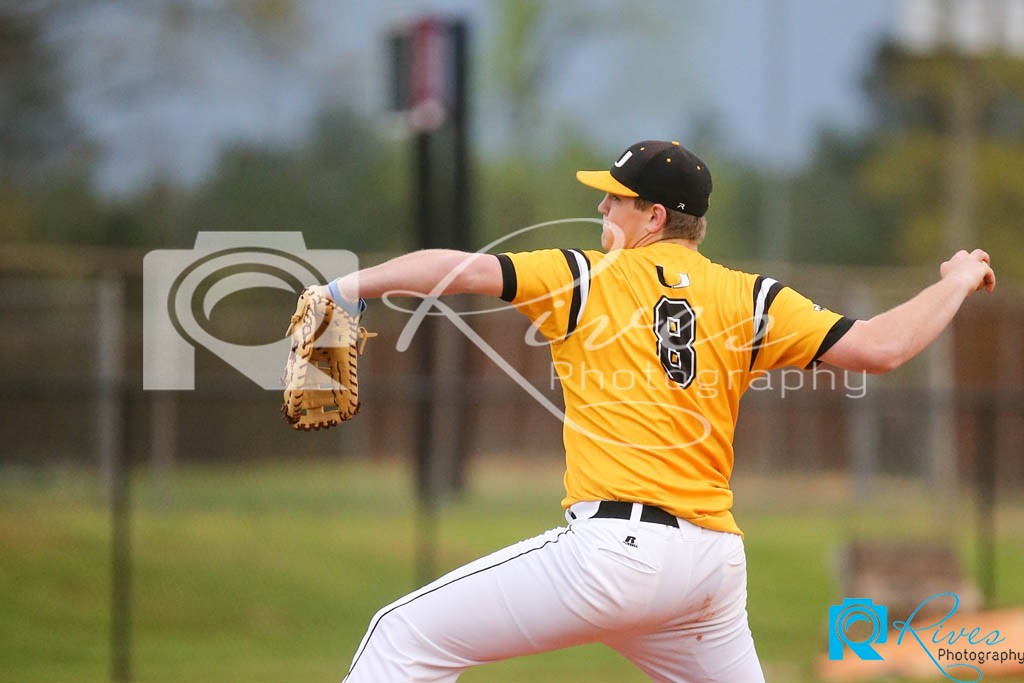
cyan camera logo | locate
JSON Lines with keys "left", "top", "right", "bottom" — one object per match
{"left": 143, "top": 232, "right": 357, "bottom": 390}
{"left": 829, "top": 598, "right": 889, "bottom": 661}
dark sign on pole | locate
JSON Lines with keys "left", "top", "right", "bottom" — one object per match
{"left": 388, "top": 17, "right": 460, "bottom": 135}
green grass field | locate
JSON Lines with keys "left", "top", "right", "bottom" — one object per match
{"left": 2, "top": 459, "right": 1023, "bottom": 683}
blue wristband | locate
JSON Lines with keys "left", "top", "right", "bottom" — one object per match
{"left": 327, "top": 279, "right": 365, "bottom": 317}
{"left": 327, "top": 279, "right": 343, "bottom": 303}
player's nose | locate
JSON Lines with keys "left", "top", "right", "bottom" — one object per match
{"left": 598, "top": 194, "right": 610, "bottom": 215}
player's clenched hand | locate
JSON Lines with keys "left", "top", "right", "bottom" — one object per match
{"left": 940, "top": 249, "right": 996, "bottom": 294}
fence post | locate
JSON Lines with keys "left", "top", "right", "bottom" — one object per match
{"left": 847, "top": 284, "right": 877, "bottom": 502}
{"left": 93, "top": 273, "right": 132, "bottom": 682}
{"left": 95, "top": 274, "right": 124, "bottom": 500}
{"left": 926, "top": 328, "right": 957, "bottom": 526}
{"left": 974, "top": 394, "right": 996, "bottom": 608}
{"left": 149, "top": 393, "right": 176, "bottom": 502}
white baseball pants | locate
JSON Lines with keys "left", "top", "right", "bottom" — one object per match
{"left": 342, "top": 501, "right": 765, "bottom": 682}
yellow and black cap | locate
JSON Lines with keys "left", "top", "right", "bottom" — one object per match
{"left": 576, "top": 140, "right": 712, "bottom": 217}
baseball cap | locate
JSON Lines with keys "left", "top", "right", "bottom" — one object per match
{"left": 576, "top": 140, "right": 713, "bottom": 217}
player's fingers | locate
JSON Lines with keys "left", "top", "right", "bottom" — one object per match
{"left": 971, "top": 248, "right": 991, "bottom": 264}
{"left": 939, "top": 257, "right": 956, "bottom": 277}
{"left": 968, "top": 264, "right": 996, "bottom": 294}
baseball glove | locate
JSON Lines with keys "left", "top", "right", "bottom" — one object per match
{"left": 281, "top": 286, "right": 376, "bottom": 431}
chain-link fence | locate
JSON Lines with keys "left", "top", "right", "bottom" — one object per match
{"left": 1, "top": 244, "right": 1020, "bottom": 485}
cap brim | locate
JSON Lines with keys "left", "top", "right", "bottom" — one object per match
{"left": 575, "top": 170, "right": 638, "bottom": 197}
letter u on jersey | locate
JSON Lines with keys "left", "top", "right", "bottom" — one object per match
{"left": 657, "top": 265, "right": 690, "bottom": 289}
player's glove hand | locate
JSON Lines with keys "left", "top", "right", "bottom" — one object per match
{"left": 281, "top": 286, "right": 376, "bottom": 431}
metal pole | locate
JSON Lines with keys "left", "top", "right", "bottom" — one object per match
{"left": 759, "top": 0, "right": 791, "bottom": 266}
{"left": 926, "top": 331, "right": 957, "bottom": 524}
{"left": 96, "top": 276, "right": 124, "bottom": 499}
{"left": 95, "top": 273, "right": 131, "bottom": 682}
{"left": 846, "top": 285, "right": 877, "bottom": 502}
{"left": 451, "top": 20, "right": 471, "bottom": 252}
{"left": 975, "top": 395, "right": 997, "bottom": 608}
{"left": 413, "top": 129, "right": 439, "bottom": 585}
{"left": 112, "top": 385, "right": 133, "bottom": 683}
{"left": 935, "top": 0, "right": 980, "bottom": 535}
{"left": 150, "top": 393, "right": 176, "bottom": 504}
{"left": 946, "top": 46, "right": 977, "bottom": 257}
{"left": 449, "top": 19, "right": 473, "bottom": 495}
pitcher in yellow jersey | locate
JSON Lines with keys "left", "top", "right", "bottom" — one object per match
{"left": 331, "top": 140, "right": 996, "bottom": 682}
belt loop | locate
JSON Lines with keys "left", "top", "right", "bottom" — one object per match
{"left": 628, "top": 502, "right": 643, "bottom": 529}
{"left": 568, "top": 501, "right": 599, "bottom": 525}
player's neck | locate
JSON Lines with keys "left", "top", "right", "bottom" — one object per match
{"left": 660, "top": 237, "right": 700, "bottom": 252}
{"left": 628, "top": 229, "right": 700, "bottom": 252}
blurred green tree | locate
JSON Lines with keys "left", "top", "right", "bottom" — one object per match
{"left": 124, "top": 109, "right": 410, "bottom": 252}
{"left": 859, "top": 41, "right": 1024, "bottom": 277}
{"left": 0, "top": 4, "right": 98, "bottom": 245}
{"left": 786, "top": 129, "right": 900, "bottom": 266}
{"left": 0, "top": 4, "right": 81, "bottom": 185}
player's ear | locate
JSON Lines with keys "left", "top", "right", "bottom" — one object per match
{"left": 648, "top": 203, "right": 668, "bottom": 234}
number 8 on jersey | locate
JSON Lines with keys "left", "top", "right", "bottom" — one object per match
{"left": 654, "top": 296, "right": 697, "bottom": 389}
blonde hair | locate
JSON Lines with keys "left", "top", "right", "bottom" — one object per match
{"left": 632, "top": 197, "right": 707, "bottom": 244}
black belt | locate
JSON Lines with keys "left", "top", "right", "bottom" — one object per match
{"left": 579, "top": 501, "right": 680, "bottom": 527}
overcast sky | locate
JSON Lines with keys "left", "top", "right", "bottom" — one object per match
{"left": 48, "top": 0, "right": 898, "bottom": 196}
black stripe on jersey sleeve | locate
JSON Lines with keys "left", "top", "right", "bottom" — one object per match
{"left": 561, "top": 249, "right": 583, "bottom": 339}
{"left": 806, "top": 316, "right": 857, "bottom": 368}
{"left": 576, "top": 250, "right": 592, "bottom": 337}
{"left": 496, "top": 254, "right": 517, "bottom": 302}
{"left": 749, "top": 276, "right": 785, "bottom": 371}
{"left": 576, "top": 249, "right": 592, "bottom": 277}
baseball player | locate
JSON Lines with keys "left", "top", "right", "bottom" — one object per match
{"left": 324, "top": 140, "right": 996, "bottom": 682}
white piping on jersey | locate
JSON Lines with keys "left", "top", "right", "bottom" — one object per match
{"left": 752, "top": 277, "right": 778, "bottom": 347}
{"left": 567, "top": 249, "right": 591, "bottom": 331}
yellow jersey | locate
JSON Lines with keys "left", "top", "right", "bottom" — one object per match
{"left": 497, "top": 242, "right": 852, "bottom": 535}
